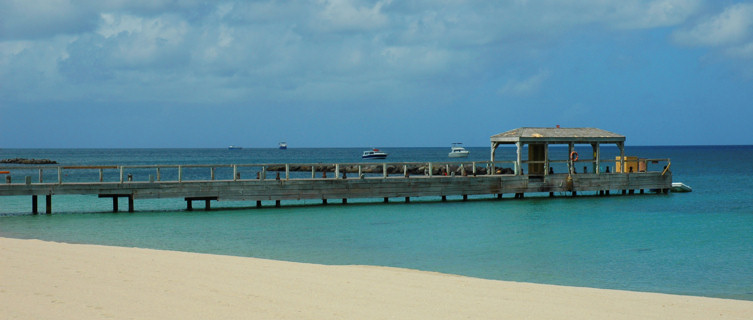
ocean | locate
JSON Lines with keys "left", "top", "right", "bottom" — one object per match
{"left": 1, "top": 146, "right": 752, "bottom": 300}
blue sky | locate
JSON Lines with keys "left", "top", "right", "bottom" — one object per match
{"left": 1, "top": 0, "right": 752, "bottom": 148}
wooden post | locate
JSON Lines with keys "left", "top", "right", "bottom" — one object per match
{"left": 233, "top": 165, "right": 237, "bottom": 181}
{"left": 441, "top": 195, "right": 446, "bottom": 201}
{"left": 463, "top": 195, "right": 468, "bottom": 201}
{"left": 276, "top": 200, "right": 281, "bottom": 207}
{"left": 405, "top": 197, "right": 410, "bottom": 203}
{"left": 256, "top": 201, "right": 262, "bottom": 208}
{"left": 568, "top": 142, "right": 574, "bottom": 174}
{"left": 187, "top": 200, "right": 193, "bottom": 211}
{"left": 383, "top": 163, "right": 387, "bottom": 178}
{"left": 593, "top": 143, "right": 600, "bottom": 174}
{"left": 58, "top": 167, "right": 63, "bottom": 184}
{"left": 384, "top": 197, "right": 389, "bottom": 203}
{"left": 618, "top": 142, "right": 625, "bottom": 174}
{"left": 544, "top": 143, "right": 549, "bottom": 176}
{"left": 515, "top": 142, "right": 522, "bottom": 175}
{"left": 335, "top": 164, "right": 340, "bottom": 179}
{"left": 128, "top": 195, "right": 134, "bottom": 212}
{"left": 32, "top": 195, "right": 38, "bottom": 214}
{"left": 46, "top": 195, "right": 52, "bottom": 214}
{"left": 157, "top": 168, "right": 161, "bottom": 181}
{"left": 99, "top": 168, "right": 104, "bottom": 182}
{"left": 285, "top": 164, "right": 290, "bottom": 180}
{"left": 211, "top": 167, "right": 215, "bottom": 180}
{"left": 178, "top": 165, "right": 183, "bottom": 182}
{"left": 119, "top": 166, "right": 123, "bottom": 183}
{"left": 39, "top": 169, "right": 43, "bottom": 183}
{"left": 113, "top": 197, "right": 119, "bottom": 212}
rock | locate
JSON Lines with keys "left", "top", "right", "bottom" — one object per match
{"left": 0, "top": 158, "right": 58, "bottom": 165}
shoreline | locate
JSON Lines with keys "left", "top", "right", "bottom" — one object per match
{"left": 2, "top": 237, "right": 752, "bottom": 319}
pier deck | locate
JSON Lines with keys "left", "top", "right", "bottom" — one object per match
{"left": 0, "top": 160, "right": 672, "bottom": 213}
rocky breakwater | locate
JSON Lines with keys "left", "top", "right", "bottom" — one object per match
{"left": 264, "top": 164, "right": 514, "bottom": 176}
{"left": 1, "top": 158, "right": 58, "bottom": 165}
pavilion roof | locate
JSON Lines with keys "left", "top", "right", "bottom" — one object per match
{"left": 490, "top": 127, "right": 625, "bottom": 144}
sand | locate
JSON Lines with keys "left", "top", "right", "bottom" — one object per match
{"left": 2, "top": 237, "right": 751, "bottom": 319}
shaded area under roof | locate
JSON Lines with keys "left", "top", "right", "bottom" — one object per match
{"left": 490, "top": 127, "right": 625, "bottom": 144}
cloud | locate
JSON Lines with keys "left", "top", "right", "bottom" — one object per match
{"left": 673, "top": 3, "right": 753, "bottom": 47}
{"left": 0, "top": 0, "right": 741, "bottom": 107}
{"left": 0, "top": 0, "right": 99, "bottom": 40}
{"left": 498, "top": 69, "right": 551, "bottom": 96}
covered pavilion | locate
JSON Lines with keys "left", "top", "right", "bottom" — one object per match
{"left": 490, "top": 127, "right": 626, "bottom": 175}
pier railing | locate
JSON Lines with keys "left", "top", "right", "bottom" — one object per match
{"left": 1, "top": 158, "right": 670, "bottom": 185}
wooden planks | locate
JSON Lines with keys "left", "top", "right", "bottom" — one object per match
{"left": 0, "top": 172, "right": 672, "bottom": 204}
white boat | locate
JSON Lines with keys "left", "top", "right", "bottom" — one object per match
{"left": 671, "top": 182, "right": 693, "bottom": 192}
{"left": 228, "top": 145, "right": 242, "bottom": 150}
{"left": 362, "top": 148, "right": 388, "bottom": 159}
{"left": 279, "top": 142, "right": 287, "bottom": 150}
{"left": 448, "top": 143, "right": 470, "bottom": 158}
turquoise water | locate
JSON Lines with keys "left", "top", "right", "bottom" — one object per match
{"left": 1, "top": 146, "right": 752, "bottom": 300}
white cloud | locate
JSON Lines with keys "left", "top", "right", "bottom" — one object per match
{"left": 315, "top": 0, "right": 391, "bottom": 32}
{"left": 498, "top": 69, "right": 551, "bottom": 96}
{"left": 673, "top": 3, "right": 753, "bottom": 47}
{"left": 1, "top": 0, "right": 747, "bottom": 106}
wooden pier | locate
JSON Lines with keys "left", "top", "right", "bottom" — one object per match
{"left": 0, "top": 127, "right": 674, "bottom": 214}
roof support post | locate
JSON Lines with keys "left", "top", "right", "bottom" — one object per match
{"left": 618, "top": 142, "right": 625, "bottom": 174}
{"left": 592, "top": 143, "right": 600, "bottom": 174}
{"left": 515, "top": 142, "right": 522, "bottom": 175}
{"left": 544, "top": 143, "right": 549, "bottom": 176}
{"left": 568, "top": 143, "right": 574, "bottom": 174}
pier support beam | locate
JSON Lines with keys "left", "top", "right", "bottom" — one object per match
{"left": 32, "top": 195, "right": 38, "bottom": 214}
{"left": 46, "top": 195, "right": 52, "bottom": 214}
{"left": 99, "top": 194, "right": 134, "bottom": 212}
{"left": 184, "top": 197, "right": 217, "bottom": 211}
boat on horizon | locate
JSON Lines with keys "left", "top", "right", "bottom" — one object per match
{"left": 279, "top": 142, "right": 287, "bottom": 150}
{"left": 362, "top": 148, "right": 388, "bottom": 159}
{"left": 228, "top": 145, "right": 242, "bottom": 150}
{"left": 448, "top": 143, "right": 469, "bottom": 158}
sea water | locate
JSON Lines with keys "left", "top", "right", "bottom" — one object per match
{"left": 1, "top": 146, "right": 752, "bottom": 300}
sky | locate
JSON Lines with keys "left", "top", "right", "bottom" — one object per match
{"left": 1, "top": 0, "right": 752, "bottom": 148}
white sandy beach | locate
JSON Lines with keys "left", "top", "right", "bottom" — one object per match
{"left": 2, "top": 237, "right": 751, "bottom": 319}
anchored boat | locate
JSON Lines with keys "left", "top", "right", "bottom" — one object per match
{"left": 448, "top": 143, "right": 470, "bottom": 158}
{"left": 362, "top": 148, "right": 388, "bottom": 159}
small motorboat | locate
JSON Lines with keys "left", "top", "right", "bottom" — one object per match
{"left": 279, "top": 142, "right": 287, "bottom": 150}
{"left": 362, "top": 148, "right": 388, "bottom": 159}
{"left": 228, "top": 145, "right": 242, "bottom": 150}
{"left": 448, "top": 143, "right": 470, "bottom": 158}
{"left": 671, "top": 182, "right": 692, "bottom": 192}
